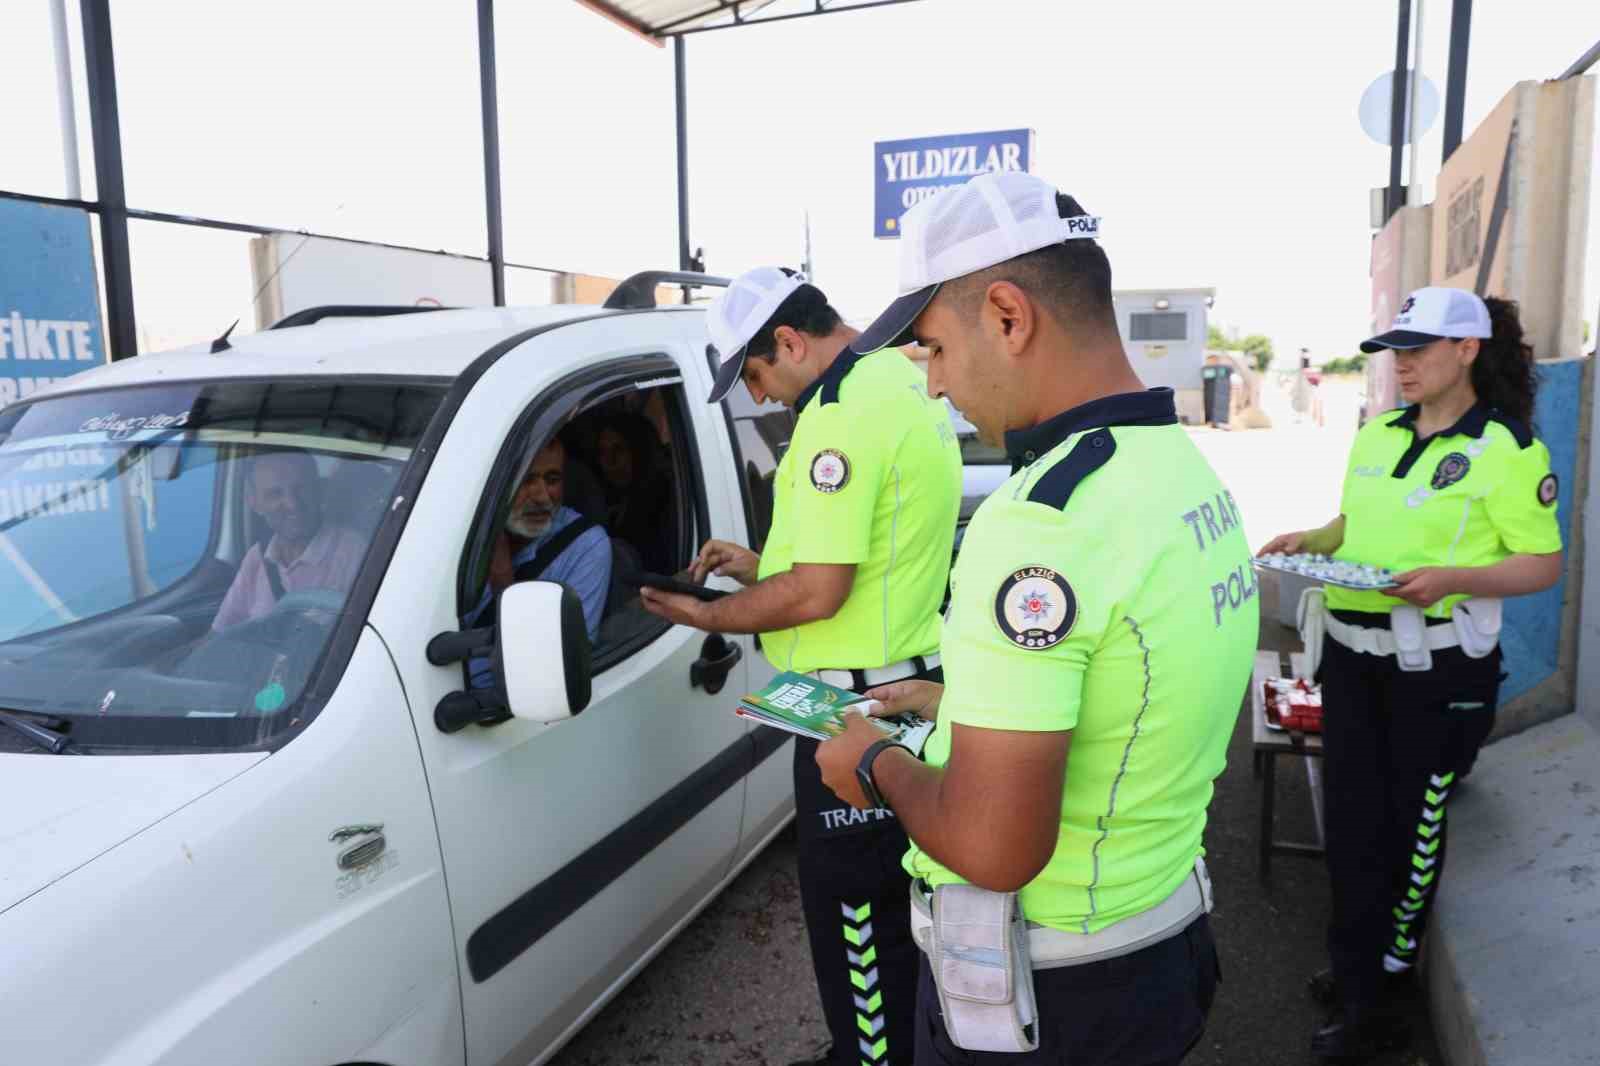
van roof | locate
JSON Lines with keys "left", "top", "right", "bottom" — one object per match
{"left": 42, "top": 304, "right": 700, "bottom": 398}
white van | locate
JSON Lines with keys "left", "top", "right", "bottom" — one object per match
{"left": 0, "top": 283, "right": 802, "bottom": 1066}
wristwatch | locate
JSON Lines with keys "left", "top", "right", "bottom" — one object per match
{"left": 856, "top": 738, "right": 909, "bottom": 811}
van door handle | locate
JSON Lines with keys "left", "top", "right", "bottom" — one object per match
{"left": 690, "top": 634, "right": 742, "bottom": 694}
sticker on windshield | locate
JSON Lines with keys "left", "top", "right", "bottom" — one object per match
{"left": 79, "top": 410, "right": 191, "bottom": 440}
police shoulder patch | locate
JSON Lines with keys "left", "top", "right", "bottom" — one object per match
{"left": 993, "top": 566, "right": 1077, "bottom": 651}
{"left": 810, "top": 449, "right": 850, "bottom": 493}
{"left": 1538, "top": 473, "right": 1559, "bottom": 507}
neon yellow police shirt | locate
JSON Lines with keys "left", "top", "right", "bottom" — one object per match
{"left": 757, "top": 346, "right": 962, "bottom": 672}
{"left": 1327, "top": 405, "right": 1563, "bottom": 617}
{"left": 905, "top": 390, "right": 1259, "bottom": 933}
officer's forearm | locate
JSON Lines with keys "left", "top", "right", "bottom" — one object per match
{"left": 1303, "top": 515, "right": 1346, "bottom": 555}
{"left": 872, "top": 748, "right": 1058, "bottom": 894}
{"left": 1450, "top": 552, "right": 1563, "bottom": 599}
{"left": 695, "top": 568, "right": 849, "bottom": 634}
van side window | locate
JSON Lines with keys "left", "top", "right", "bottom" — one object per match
{"left": 463, "top": 380, "right": 706, "bottom": 677}
{"left": 710, "top": 346, "right": 795, "bottom": 551}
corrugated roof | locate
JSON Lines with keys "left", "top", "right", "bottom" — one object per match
{"left": 575, "top": 0, "right": 919, "bottom": 40}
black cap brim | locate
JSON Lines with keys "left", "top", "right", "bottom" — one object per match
{"left": 707, "top": 346, "right": 748, "bottom": 403}
{"left": 849, "top": 285, "right": 939, "bottom": 355}
{"left": 1359, "top": 329, "right": 1438, "bottom": 354}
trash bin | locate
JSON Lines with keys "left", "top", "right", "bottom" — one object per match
{"left": 1201, "top": 365, "right": 1230, "bottom": 424}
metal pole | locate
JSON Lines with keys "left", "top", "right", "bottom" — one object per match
{"left": 477, "top": 0, "right": 506, "bottom": 306}
{"left": 1387, "top": 0, "right": 1412, "bottom": 222}
{"left": 675, "top": 35, "right": 691, "bottom": 273}
{"left": 1407, "top": 0, "right": 1424, "bottom": 203}
{"left": 1558, "top": 38, "right": 1600, "bottom": 80}
{"left": 79, "top": 0, "right": 136, "bottom": 360}
{"left": 1442, "top": 0, "right": 1471, "bottom": 161}
{"left": 49, "top": 0, "right": 81, "bottom": 199}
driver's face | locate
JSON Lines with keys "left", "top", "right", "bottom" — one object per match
{"left": 248, "top": 455, "right": 323, "bottom": 544}
{"left": 508, "top": 440, "right": 565, "bottom": 539}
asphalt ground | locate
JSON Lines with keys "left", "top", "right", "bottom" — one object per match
{"left": 549, "top": 632, "right": 1444, "bottom": 1066}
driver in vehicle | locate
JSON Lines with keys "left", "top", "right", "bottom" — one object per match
{"left": 212, "top": 449, "right": 366, "bottom": 632}
{"left": 463, "top": 434, "right": 611, "bottom": 689}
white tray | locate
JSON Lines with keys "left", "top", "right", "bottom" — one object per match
{"left": 1252, "top": 555, "right": 1398, "bottom": 591}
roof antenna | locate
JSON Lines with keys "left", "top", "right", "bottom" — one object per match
{"left": 209, "top": 320, "right": 238, "bottom": 354}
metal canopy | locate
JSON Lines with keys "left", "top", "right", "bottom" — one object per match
{"left": 576, "top": 0, "right": 923, "bottom": 40}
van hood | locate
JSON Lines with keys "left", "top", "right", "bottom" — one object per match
{"left": 0, "top": 752, "right": 266, "bottom": 914}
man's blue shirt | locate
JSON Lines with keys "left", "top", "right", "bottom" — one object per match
{"left": 465, "top": 506, "right": 611, "bottom": 689}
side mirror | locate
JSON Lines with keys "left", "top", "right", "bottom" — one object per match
{"left": 495, "top": 581, "right": 592, "bottom": 722}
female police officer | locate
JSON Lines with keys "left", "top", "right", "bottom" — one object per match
{"left": 1259, "top": 287, "right": 1563, "bottom": 1063}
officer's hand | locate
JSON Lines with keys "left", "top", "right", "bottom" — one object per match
{"left": 639, "top": 586, "right": 707, "bottom": 628}
{"left": 692, "top": 539, "right": 760, "bottom": 586}
{"left": 864, "top": 679, "right": 944, "bottom": 723}
{"left": 1257, "top": 531, "right": 1307, "bottom": 557}
{"left": 1390, "top": 567, "right": 1459, "bottom": 609}
{"left": 815, "top": 712, "right": 884, "bottom": 810}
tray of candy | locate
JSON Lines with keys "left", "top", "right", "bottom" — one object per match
{"left": 1253, "top": 552, "right": 1399, "bottom": 591}
{"left": 1262, "top": 676, "right": 1323, "bottom": 733}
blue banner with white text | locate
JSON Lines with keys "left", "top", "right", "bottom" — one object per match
{"left": 0, "top": 199, "right": 106, "bottom": 407}
{"left": 873, "top": 129, "right": 1034, "bottom": 238}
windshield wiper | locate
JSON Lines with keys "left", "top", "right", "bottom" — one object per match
{"left": 0, "top": 708, "right": 72, "bottom": 753}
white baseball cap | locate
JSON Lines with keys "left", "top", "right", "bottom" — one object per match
{"left": 852, "top": 171, "right": 1103, "bottom": 354}
{"left": 705, "top": 266, "right": 808, "bottom": 403}
{"left": 1360, "top": 286, "right": 1492, "bottom": 353}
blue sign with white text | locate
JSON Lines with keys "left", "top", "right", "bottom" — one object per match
{"left": 873, "top": 129, "right": 1034, "bottom": 238}
{"left": 0, "top": 199, "right": 106, "bottom": 407}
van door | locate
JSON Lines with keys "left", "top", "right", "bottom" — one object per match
{"left": 369, "top": 316, "right": 749, "bottom": 1066}
{"left": 708, "top": 349, "right": 799, "bottom": 863}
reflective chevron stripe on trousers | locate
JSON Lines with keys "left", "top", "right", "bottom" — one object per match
{"left": 1318, "top": 633, "right": 1499, "bottom": 1012}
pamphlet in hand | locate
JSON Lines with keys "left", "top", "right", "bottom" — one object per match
{"left": 736, "top": 670, "right": 935, "bottom": 756}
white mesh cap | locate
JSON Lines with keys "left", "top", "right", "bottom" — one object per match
{"left": 705, "top": 266, "right": 807, "bottom": 402}
{"left": 852, "top": 172, "right": 1102, "bottom": 354}
{"left": 1361, "top": 286, "right": 1492, "bottom": 353}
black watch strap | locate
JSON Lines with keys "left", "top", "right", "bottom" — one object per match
{"left": 856, "top": 737, "right": 908, "bottom": 811}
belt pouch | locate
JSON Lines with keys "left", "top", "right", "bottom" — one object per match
{"left": 1296, "top": 586, "right": 1325, "bottom": 677}
{"left": 1390, "top": 605, "right": 1432, "bottom": 672}
{"left": 930, "top": 883, "right": 1039, "bottom": 1053}
{"left": 1451, "top": 597, "right": 1502, "bottom": 658}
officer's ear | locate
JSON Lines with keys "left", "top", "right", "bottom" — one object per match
{"left": 1456, "top": 336, "right": 1480, "bottom": 368}
{"left": 983, "top": 281, "right": 1036, "bottom": 357}
{"left": 772, "top": 325, "right": 806, "bottom": 366}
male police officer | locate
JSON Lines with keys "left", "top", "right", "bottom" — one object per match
{"left": 641, "top": 267, "right": 961, "bottom": 1066}
{"left": 817, "top": 173, "right": 1257, "bottom": 1065}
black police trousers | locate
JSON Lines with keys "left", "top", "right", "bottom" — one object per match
{"left": 912, "top": 915, "right": 1220, "bottom": 1065}
{"left": 1319, "top": 625, "right": 1501, "bottom": 1011}
{"left": 793, "top": 665, "right": 941, "bottom": 1066}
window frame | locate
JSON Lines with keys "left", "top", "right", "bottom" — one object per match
{"left": 457, "top": 353, "right": 712, "bottom": 676}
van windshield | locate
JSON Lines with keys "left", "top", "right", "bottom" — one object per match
{"left": 0, "top": 379, "right": 446, "bottom": 753}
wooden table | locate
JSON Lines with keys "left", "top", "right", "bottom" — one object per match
{"left": 1251, "top": 649, "right": 1326, "bottom": 882}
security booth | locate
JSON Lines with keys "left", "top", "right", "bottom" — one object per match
{"left": 1113, "top": 287, "right": 1216, "bottom": 423}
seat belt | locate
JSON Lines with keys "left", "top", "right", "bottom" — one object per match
{"left": 263, "top": 558, "right": 286, "bottom": 602}
{"left": 511, "top": 516, "right": 598, "bottom": 584}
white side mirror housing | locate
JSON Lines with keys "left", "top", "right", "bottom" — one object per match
{"left": 495, "top": 581, "right": 592, "bottom": 723}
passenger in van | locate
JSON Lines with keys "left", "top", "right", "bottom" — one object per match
{"left": 212, "top": 450, "right": 366, "bottom": 631}
{"left": 594, "top": 412, "right": 674, "bottom": 573}
{"left": 464, "top": 434, "right": 611, "bottom": 689}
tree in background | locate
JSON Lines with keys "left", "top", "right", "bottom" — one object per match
{"left": 1320, "top": 353, "right": 1369, "bottom": 375}
{"left": 1207, "top": 324, "right": 1274, "bottom": 373}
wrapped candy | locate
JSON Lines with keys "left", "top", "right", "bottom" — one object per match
{"left": 1255, "top": 552, "right": 1397, "bottom": 590}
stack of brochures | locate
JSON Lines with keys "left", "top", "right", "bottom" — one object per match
{"left": 735, "top": 670, "right": 935, "bottom": 754}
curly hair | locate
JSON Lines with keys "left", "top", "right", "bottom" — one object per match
{"left": 1470, "top": 297, "right": 1537, "bottom": 425}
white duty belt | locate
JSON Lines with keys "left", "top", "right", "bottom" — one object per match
{"left": 910, "top": 857, "right": 1214, "bottom": 970}
{"left": 1324, "top": 613, "right": 1461, "bottom": 656}
{"left": 812, "top": 653, "right": 939, "bottom": 691}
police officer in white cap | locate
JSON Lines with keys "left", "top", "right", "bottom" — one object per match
{"left": 642, "top": 267, "right": 961, "bottom": 1066}
{"left": 817, "top": 172, "right": 1251, "bottom": 1065}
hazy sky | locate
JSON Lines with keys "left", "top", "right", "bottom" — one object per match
{"left": 3, "top": 0, "right": 1598, "bottom": 358}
